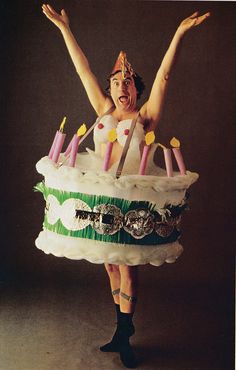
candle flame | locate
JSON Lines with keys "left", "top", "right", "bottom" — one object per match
{"left": 77, "top": 123, "right": 87, "bottom": 137}
{"left": 145, "top": 131, "right": 155, "bottom": 145}
{"left": 157, "top": 143, "right": 167, "bottom": 150}
{"left": 108, "top": 128, "right": 117, "bottom": 143}
{"left": 59, "top": 117, "right": 66, "bottom": 132}
{"left": 170, "top": 137, "right": 180, "bottom": 148}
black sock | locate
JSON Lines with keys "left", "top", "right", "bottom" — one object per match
{"left": 119, "top": 311, "right": 134, "bottom": 326}
{"left": 100, "top": 304, "right": 122, "bottom": 352}
{"left": 115, "top": 303, "right": 120, "bottom": 319}
{"left": 118, "top": 312, "right": 137, "bottom": 368}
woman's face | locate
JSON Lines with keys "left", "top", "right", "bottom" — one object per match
{"left": 110, "top": 72, "right": 137, "bottom": 112}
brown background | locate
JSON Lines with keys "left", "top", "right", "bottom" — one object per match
{"left": 1, "top": 1, "right": 235, "bottom": 368}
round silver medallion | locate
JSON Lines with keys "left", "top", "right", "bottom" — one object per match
{"left": 154, "top": 222, "right": 174, "bottom": 238}
{"left": 92, "top": 204, "right": 123, "bottom": 235}
{"left": 124, "top": 209, "right": 154, "bottom": 239}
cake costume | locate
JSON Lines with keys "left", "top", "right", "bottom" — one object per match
{"left": 35, "top": 50, "right": 199, "bottom": 266}
{"left": 35, "top": 106, "right": 198, "bottom": 266}
{"left": 39, "top": 6, "right": 210, "bottom": 367}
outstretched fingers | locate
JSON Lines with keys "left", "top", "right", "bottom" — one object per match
{"left": 42, "top": 4, "right": 54, "bottom": 18}
{"left": 42, "top": 9, "right": 53, "bottom": 21}
{"left": 46, "top": 4, "right": 57, "bottom": 15}
{"left": 189, "top": 11, "right": 199, "bottom": 19}
{"left": 194, "top": 12, "right": 211, "bottom": 26}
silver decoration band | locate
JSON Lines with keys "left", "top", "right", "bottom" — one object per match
{"left": 92, "top": 204, "right": 123, "bottom": 235}
{"left": 124, "top": 209, "right": 154, "bottom": 239}
{"left": 45, "top": 200, "right": 182, "bottom": 239}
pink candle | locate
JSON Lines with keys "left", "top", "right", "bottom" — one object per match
{"left": 69, "top": 135, "right": 80, "bottom": 167}
{"left": 64, "top": 135, "right": 74, "bottom": 156}
{"left": 62, "top": 124, "right": 87, "bottom": 167}
{"left": 102, "top": 142, "right": 113, "bottom": 171}
{"left": 139, "top": 131, "right": 155, "bottom": 175}
{"left": 170, "top": 137, "right": 186, "bottom": 175}
{"left": 138, "top": 145, "right": 150, "bottom": 175}
{"left": 51, "top": 131, "right": 66, "bottom": 164}
{"left": 172, "top": 148, "right": 186, "bottom": 175}
{"left": 48, "top": 117, "right": 67, "bottom": 161}
{"left": 102, "top": 128, "right": 117, "bottom": 171}
{"left": 164, "top": 148, "right": 173, "bottom": 177}
{"left": 48, "top": 131, "right": 59, "bottom": 159}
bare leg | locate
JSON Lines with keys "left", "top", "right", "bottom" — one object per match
{"left": 104, "top": 263, "right": 121, "bottom": 304}
{"left": 100, "top": 263, "right": 121, "bottom": 353}
{"left": 119, "top": 265, "right": 138, "bottom": 313}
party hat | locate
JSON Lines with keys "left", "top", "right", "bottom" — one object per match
{"left": 111, "top": 51, "right": 135, "bottom": 79}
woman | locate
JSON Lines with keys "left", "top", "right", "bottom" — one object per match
{"left": 42, "top": 4, "right": 210, "bottom": 368}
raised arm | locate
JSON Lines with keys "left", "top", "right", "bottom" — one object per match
{"left": 141, "top": 11, "right": 210, "bottom": 130}
{"left": 42, "top": 4, "right": 111, "bottom": 116}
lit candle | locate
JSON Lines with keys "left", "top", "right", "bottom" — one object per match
{"left": 102, "top": 128, "right": 117, "bottom": 171}
{"left": 68, "top": 124, "right": 87, "bottom": 167}
{"left": 51, "top": 117, "right": 67, "bottom": 163}
{"left": 64, "top": 122, "right": 87, "bottom": 157}
{"left": 170, "top": 137, "right": 186, "bottom": 175}
{"left": 48, "top": 117, "right": 66, "bottom": 159}
{"left": 158, "top": 143, "right": 173, "bottom": 177}
{"left": 138, "top": 131, "right": 155, "bottom": 175}
{"left": 64, "top": 136, "right": 74, "bottom": 157}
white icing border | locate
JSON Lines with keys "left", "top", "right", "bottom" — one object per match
{"left": 36, "top": 155, "right": 199, "bottom": 206}
{"left": 36, "top": 230, "right": 183, "bottom": 266}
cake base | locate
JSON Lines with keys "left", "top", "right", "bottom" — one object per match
{"left": 36, "top": 229, "right": 183, "bottom": 266}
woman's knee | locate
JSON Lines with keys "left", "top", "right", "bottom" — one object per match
{"left": 104, "top": 263, "right": 120, "bottom": 276}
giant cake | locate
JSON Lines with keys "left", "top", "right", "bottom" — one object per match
{"left": 35, "top": 113, "right": 198, "bottom": 266}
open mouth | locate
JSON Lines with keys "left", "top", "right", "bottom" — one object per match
{"left": 119, "top": 95, "right": 128, "bottom": 103}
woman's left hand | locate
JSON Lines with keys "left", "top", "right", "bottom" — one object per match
{"left": 178, "top": 11, "right": 210, "bottom": 35}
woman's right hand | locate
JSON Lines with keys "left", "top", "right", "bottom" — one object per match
{"left": 42, "top": 4, "right": 69, "bottom": 30}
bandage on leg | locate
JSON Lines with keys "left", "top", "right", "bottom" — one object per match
{"left": 112, "top": 288, "right": 120, "bottom": 296}
{"left": 120, "top": 291, "right": 137, "bottom": 303}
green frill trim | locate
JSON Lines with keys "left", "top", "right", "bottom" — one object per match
{"left": 35, "top": 181, "right": 184, "bottom": 246}
{"left": 43, "top": 217, "right": 180, "bottom": 245}
{"left": 34, "top": 181, "right": 156, "bottom": 211}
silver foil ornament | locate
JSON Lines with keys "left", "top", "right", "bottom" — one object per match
{"left": 124, "top": 209, "right": 154, "bottom": 239}
{"left": 92, "top": 204, "right": 124, "bottom": 235}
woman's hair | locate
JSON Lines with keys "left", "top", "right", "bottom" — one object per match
{"left": 106, "top": 71, "right": 145, "bottom": 100}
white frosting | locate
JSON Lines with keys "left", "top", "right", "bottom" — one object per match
{"left": 36, "top": 230, "right": 183, "bottom": 266}
{"left": 46, "top": 194, "right": 60, "bottom": 225}
{"left": 60, "top": 198, "right": 91, "bottom": 231}
{"left": 36, "top": 155, "right": 198, "bottom": 207}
